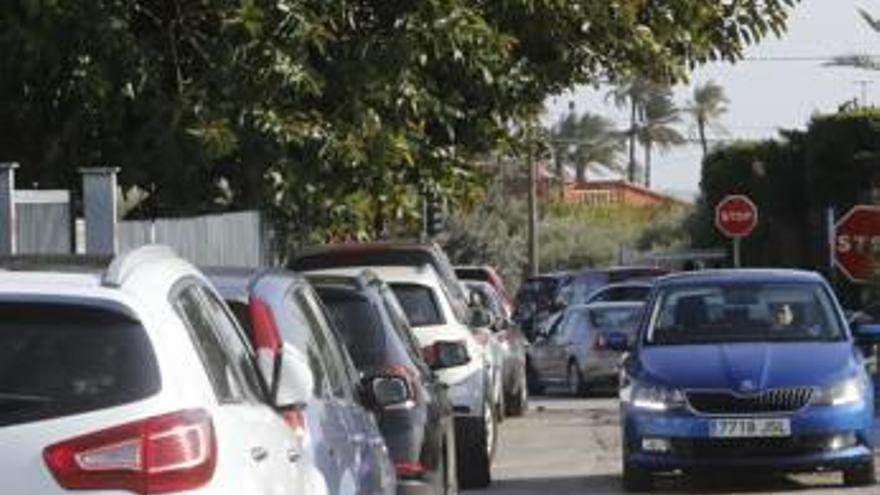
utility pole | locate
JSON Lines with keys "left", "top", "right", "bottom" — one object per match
{"left": 527, "top": 139, "right": 539, "bottom": 277}
{"left": 853, "top": 80, "right": 875, "bottom": 108}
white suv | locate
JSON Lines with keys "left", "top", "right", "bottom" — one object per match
{"left": 0, "top": 246, "right": 327, "bottom": 494}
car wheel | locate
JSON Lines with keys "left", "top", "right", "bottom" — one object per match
{"left": 567, "top": 361, "right": 588, "bottom": 397}
{"left": 455, "top": 402, "right": 495, "bottom": 489}
{"left": 622, "top": 462, "right": 653, "bottom": 492}
{"left": 843, "top": 459, "right": 876, "bottom": 487}
{"left": 505, "top": 367, "right": 528, "bottom": 417}
{"left": 526, "top": 359, "right": 544, "bottom": 395}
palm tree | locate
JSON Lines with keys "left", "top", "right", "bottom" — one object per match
{"left": 570, "top": 113, "right": 625, "bottom": 182}
{"left": 637, "top": 88, "right": 685, "bottom": 188}
{"left": 548, "top": 110, "right": 623, "bottom": 184}
{"left": 606, "top": 78, "right": 654, "bottom": 183}
{"left": 684, "top": 81, "right": 729, "bottom": 157}
{"left": 827, "top": 9, "right": 880, "bottom": 74}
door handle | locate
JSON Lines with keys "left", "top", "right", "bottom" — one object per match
{"left": 351, "top": 433, "right": 367, "bottom": 445}
{"left": 250, "top": 446, "right": 269, "bottom": 463}
{"left": 287, "top": 448, "right": 301, "bottom": 463}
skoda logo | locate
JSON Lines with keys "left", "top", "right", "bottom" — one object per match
{"left": 739, "top": 380, "right": 756, "bottom": 393}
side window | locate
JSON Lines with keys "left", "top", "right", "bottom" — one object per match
{"left": 560, "top": 312, "right": 580, "bottom": 343}
{"left": 282, "top": 292, "right": 329, "bottom": 397}
{"left": 296, "top": 289, "right": 353, "bottom": 400}
{"left": 382, "top": 289, "right": 432, "bottom": 377}
{"left": 173, "top": 285, "right": 245, "bottom": 403}
{"left": 198, "top": 287, "right": 267, "bottom": 402}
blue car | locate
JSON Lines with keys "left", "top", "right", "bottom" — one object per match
{"left": 613, "top": 269, "right": 880, "bottom": 492}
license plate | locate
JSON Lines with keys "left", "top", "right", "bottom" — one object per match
{"left": 709, "top": 418, "right": 791, "bottom": 438}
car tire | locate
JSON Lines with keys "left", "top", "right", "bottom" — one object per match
{"left": 455, "top": 404, "right": 495, "bottom": 489}
{"left": 567, "top": 361, "right": 588, "bottom": 397}
{"left": 843, "top": 459, "right": 876, "bottom": 487}
{"left": 622, "top": 462, "right": 653, "bottom": 492}
{"left": 505, "top": 367, "right": 528, "bottom": 417}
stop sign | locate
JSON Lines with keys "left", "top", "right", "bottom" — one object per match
{"left": 715, "top": 195, "right": 758, "bottom": 238}
{"left": 834, "top": 205, "right": 880, "bottom": 283}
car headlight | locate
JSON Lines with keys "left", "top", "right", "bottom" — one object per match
{"left": 813, "top": 377, "right": 866, "bottom": 407}
{"left": 622, "top": 382, "right": 686, "bottom": 411}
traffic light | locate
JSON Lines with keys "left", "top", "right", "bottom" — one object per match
{"left": 424, "top": 192, "right": 444, "bottom": 237}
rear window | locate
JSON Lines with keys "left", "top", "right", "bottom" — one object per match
{"left": 390, "top": 283, "right": 444, "bottom": 327}
{"left": 318, "top": 290, "right": 415, "bottom": 369}
{"left": 0, "top": 302, "right": 160, "bottom": 427}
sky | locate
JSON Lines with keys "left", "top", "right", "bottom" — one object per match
{"left": 542, "top": 1, "right": 880, "bottom": 200}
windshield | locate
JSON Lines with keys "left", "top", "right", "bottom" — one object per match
{"left": 589, "top": 306, "right": 643, "bottom": 334}
{"left": 317, "top": 290, "right": 414, "bottom": 370}
{"left": 647, "top": 283, "right": 845, "bottom": 345}
{"left": 390, "top": 283, "right": 445, "bottom": 327}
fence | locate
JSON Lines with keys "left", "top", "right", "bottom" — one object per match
{"left": 118, "top": 211, "right": 272, "bottom": 268}
{"left": 15, "top": 190, "right": 72, "bottom": 254}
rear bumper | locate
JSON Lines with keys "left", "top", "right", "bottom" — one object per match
{"left": 622, "top": 400, "right": 875, "bottom": 472}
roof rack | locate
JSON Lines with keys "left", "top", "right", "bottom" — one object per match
{"left": 102, "top": 245, "right": 179, "bottom": 287}
{"left": 0, "top": 254, "right": 113, "bottom": 272}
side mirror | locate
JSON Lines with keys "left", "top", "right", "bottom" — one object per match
{"left": 470, "top": 307, "right": 495, "bottom": 329}
{"left": 604, "top": 331, "right": 631, "bottom": 352}
{"left": 852, "top": 322, "right": 880, "bottom": 345}
{"left": 363, "top": 375, "right": 411, "bottom": 409}
{"left": 274, "top": 344, "right": 314, "bottom": 408}
{"left": 422, "top": 341, "right": 470, "bottom": 370}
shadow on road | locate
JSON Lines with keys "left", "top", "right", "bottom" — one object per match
{"left": 481, "top": 471, "right": 842, "bottom": 495}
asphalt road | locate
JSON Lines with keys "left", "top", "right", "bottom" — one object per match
{"left": 465, "top": 391, "right": 880, "bottom": 495}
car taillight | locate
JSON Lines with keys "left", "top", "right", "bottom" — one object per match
{"left": 394, "top": 460, "right": 427, "bottom": 479}
{"left": 281, "top": 408, "right": 308, "bottom": 444}
{"left": 248, "top": 296, "right": 281, "bottom": 354}
{"left": 44, "top": 409, "right": 216, "bottom": 494}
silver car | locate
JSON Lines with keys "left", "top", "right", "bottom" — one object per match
{"left": 528, "top": 302, "right": 643, "bottom": 396}
{"left": 209, "top": 269, "right": 396, "bottom": 495}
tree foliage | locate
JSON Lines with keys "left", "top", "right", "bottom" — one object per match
{"left": 684, "top": 81, "right": 730, "bottom": 156}
{"left": 0, "top": 0, "right": 801, "bottom": 248}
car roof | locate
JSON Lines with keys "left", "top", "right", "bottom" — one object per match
{"left": 597, "top": 280, "right": 654, "bottom": 289}
{"left": 581, "top": 301, "right": 645, "bottom": 311}
{"left": 655, "top": 269, "right": 825, "bottom": 287}
{"left": 204, "top": 268, "right": 309, "bottom": 303}
{"left": 305, "top": 265, "right": 441, "bottom": 287}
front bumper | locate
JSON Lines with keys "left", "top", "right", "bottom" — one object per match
{"left": 622, "top": 400, "right": 875, "bottom": 472}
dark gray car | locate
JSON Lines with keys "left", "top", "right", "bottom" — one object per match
{"left": 528, "top": 302, "right": 643, "bottom": 396}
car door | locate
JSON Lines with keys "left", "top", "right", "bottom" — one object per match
{"left": 295, "top": 287, "right": 362, "bottom": 495}
{"left": 173, "top": 283, "right": 307, "bottom": 494}
{"left": 548, "top": 312, "right": 580, "bottom": 380}
{"left": 530, "top": 313, "right": 566, "bottom": 382}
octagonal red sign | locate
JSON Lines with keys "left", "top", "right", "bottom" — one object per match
{"left": 834, "top": 205, "right": 880, "bottom": 283}
{"left": 715, "top": 195, "right": 758, "bottom": 239}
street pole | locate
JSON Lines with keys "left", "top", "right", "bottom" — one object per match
{"left": 527, "top": 142, "right": 539, "bottom": 277}
{"left": 733, "top": 238, "right": 741, "bottom": 268}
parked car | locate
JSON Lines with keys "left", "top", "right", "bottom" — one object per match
{"left": 308, "top": 272, "right": 459, "bottom": 495}
{"left": 464, "top": 280, "right": 529, "bottom": 417}
{"left": 302, "top": 264, "right": 497, "bottom": 489}
{"left": 566, "top": 267, "right": 668, "bottom": 307}
{"left": 455, "top": 265, "right": 513, "bottom": 315}
{"left": 528, "top": 302, "right": 644, "bottom": 396}
{"left": 615, "top": 269, "right": 879, "bottom": 491}
{"left": 208, "top": 268, "right": 395, "bottom": 495}
{"left": 292, "top": 242, "right": 471, "bottom": 317}
{"left": 0, "top": 247, "right": 327, "bottom": 495}
{"left": 582, "top": 281, "right": 654, "bottom": 305}
{"left": 511, "top": 272, "right": 573, "bottom": 340}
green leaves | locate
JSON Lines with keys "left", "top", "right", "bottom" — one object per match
{"left": 0, "top": 0, "right": 800, "bottom": 247}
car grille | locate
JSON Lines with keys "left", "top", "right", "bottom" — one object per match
{"left": 671, "top": 436, "right": 832, "bottom": 459}
{"left": 686, "top": 388, "right": 813, "bottom": 415}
